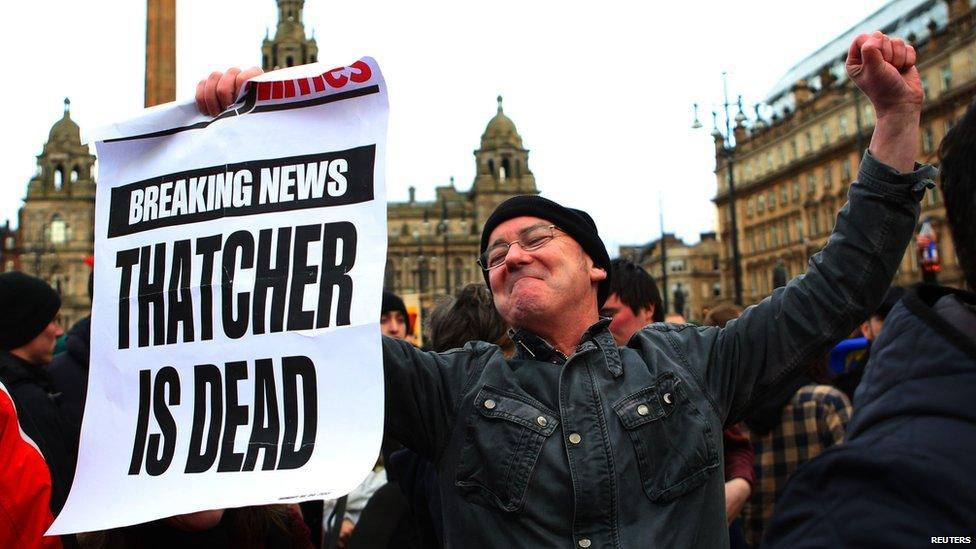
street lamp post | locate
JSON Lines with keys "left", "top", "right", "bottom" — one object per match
{"left": 693, "top": 72, "right": 745, "bottom": 306}
{"left": 437, "top": 201, "right": 450, "bottom": 295}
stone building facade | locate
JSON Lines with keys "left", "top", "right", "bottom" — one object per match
{"left": 713, "top": 0, "right": 975, "bottom": 305}
{"left": 385, "top": 97, "right": 538, "bottom": 312}
{"left": 8, "top": 99, "right": 97, "bottom": 329}
{"left": 619, "top": 232, "right": 723, "bottom": 324}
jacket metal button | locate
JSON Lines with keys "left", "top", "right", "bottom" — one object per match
{"left": 484, "top": 399, "right": 496, "bottom": 410}
{"left": 663, "top": 392, "right": 673, "bottom": 404}
{"left": 578, "top": 538, "right": 591, "bottom": 548}
{"left": 637, "top": 404, "right": 649, "bottom": 416}
{"left": 568, "top": 433, "right": 582, "bottom": 445}
{"left": 536, "top": 416, "right": 548, "bottom": 427}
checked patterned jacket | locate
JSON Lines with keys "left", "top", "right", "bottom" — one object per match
{"left": 740, "top": 384, "right": 852, "bottom": 547}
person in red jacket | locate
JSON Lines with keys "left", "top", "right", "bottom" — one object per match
{"left": 0, "top": 379, "right": 62, "bottom": 548}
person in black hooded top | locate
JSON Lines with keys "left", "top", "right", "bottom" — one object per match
{"left": 0, "top": 272, "right": 73, "bottom": 518}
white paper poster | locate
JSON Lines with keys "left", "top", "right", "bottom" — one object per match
{"left": 51, "top": 58, "right": 389, "bottom": 534}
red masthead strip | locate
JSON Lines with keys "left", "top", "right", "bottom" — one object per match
{"left": 255, "top": 60, "right": 373, "bottom": 102}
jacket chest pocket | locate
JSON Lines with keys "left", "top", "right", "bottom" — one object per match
{"left": 612, "top": 373, "right": 718, "bottom": 502}
{"left": 455, "top": 385, "right": 559, "bottom": 513}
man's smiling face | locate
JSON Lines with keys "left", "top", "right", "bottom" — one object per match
{"left": 486, "top": 216, "right": 602, "bottom": 331}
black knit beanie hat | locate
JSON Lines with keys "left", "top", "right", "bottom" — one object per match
{"left": 381, "top": 291, "right": 412, "bottom": 336}
{"left": 480, "top": 195, "right": 612, "bottom": 306}
{"left": 0, "top": 272, "right": 61, "bottom": 351}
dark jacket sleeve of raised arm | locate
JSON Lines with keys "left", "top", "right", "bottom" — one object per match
{"left": 380, "top": 337, "right": 488, "bottom": 462}
{"left": 682, "top": 152, "right": 935, "bottom": 424}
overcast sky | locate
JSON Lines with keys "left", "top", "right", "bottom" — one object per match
{"left": 1, "top": 0, "right": 890, "bottom": 254}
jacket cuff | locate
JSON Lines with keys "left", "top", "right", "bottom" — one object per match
{"left": 855, "top": 150, "right": 937, "bottom": 202}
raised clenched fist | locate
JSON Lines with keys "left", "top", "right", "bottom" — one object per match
{"left": 846, "top": 31, "right": 923, "bottom": 118}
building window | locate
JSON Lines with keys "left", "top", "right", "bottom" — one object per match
{"left": 757, "top": 195, "right": 765, "bottom": 213}
{"left": 841, "top": 158, "right": 852, "bottom": 182}
{"left": 796, "top": 217, "right": 805, "bottom": 241}
{"left": 791, "top": 139, "right": 798, "bottom": 159}
{"left": 669, "top": 259, "right": 686, "bottom": 272}
{"left": 940, "top": 64, "right": 952, "bottom": 91}
{"left": 767, "top": 153, "right": 774, "bottom": 171}
{"left": 746, "top": 198, "right": 754, "bottom": 217}
{"left": 922, "top": 127, "right": 935, "bottom": 153}
{"left": 805, "top": 131, "right": 814, "bottom": 153}
{"left": 744, "top": 163, "right": 752, "bottom": 180}
{"left": 50, "top": 216, "right": 67, "bottom": 245}
{"left": 713, "top": 283, "right": 722, "bottom": 297}
{"left": 778, "top": 147, "right": 786, "bottom": 165}
{"left": 807, "top": 173, "right": 817, "bottom": 195}
{"left": 4, "top": 237, "right": 13, "bottom": 250}
{"left": 839, "top": 114, "right": 849, "bottom": 136}
{"left": 821, "top": 123, "right": 830, "bottom": 145}
{"left": 780, "top": 185, "right": 788, "bottom": 205}
{"left": 823, "top": 165, "right": 833, "bottom": 189}
{"left": 811, "top": 210, "right": 820, "bottom": 235}
{"left": 792, "top": 180, "right": 801, "bottom": 201}
{"left": 771, "top": 225, "right": 779, "bottom": 248}
{"left": 768, "top": 191, "right": 776, "bottom": 211}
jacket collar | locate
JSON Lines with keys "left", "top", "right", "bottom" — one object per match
{"left": 509, "top": 317, "right": 623, "bottom": 377}
{"left": 0, "top": 350, "right": 55, "bottom": 389}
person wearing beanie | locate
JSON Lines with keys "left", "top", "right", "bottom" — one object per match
{"left": 199, "top": 34, "right": 933, "bottom": 547}
{"left": 380, "top": 291, "right": 411, "bottom": 340}
{"left": 0, "top": 272, "right": 76, "bottom": 534}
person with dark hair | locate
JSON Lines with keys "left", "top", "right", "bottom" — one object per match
{"left": 425, "top": 283, "right": 513, "bottom": 356}
{"left": 600, "top": 258, "right": 664, "bottom": 346}
{"left": 198, "top": 32, "right": 935, "bottom": 547}
{"left": 764, "top": 97, "right": 976, "bottom": 547}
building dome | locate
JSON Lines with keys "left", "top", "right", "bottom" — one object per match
{"left": 481, "top": 96, "right": 523, "bottom": 149}
{"left": 48, "top": 98, "right": 81, "bottom": 145}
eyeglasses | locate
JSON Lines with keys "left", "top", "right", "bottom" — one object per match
{"left": 478, "top": 225, "right": 560, "bottom": 271}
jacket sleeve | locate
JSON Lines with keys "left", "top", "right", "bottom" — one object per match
{"left": 722, "top": 425, "right": 755, "bottom": 485}
{"left": 381, "top": 337, "right": 489, "bottom": 462}
{"left": 673, "top": 152, "right": 934, "bottom": 425}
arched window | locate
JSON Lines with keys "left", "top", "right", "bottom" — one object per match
{"left": 488, "top": 159, "right": 495, "bottom": 178}
{"left": 501, "top": 158, "right": 511, "bottom": 181}
{"left": 286, "top": 56, "right": 294, "bottom": 67}
{"left": 53, "top": 167, "right": 64, "bottom": 190}
{"left": 70, "top": 167, "right": 79, "bottom": 183}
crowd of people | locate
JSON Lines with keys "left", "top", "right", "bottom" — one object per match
{"left": 2, "top": 31, "right": 974, "bottom": 548}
